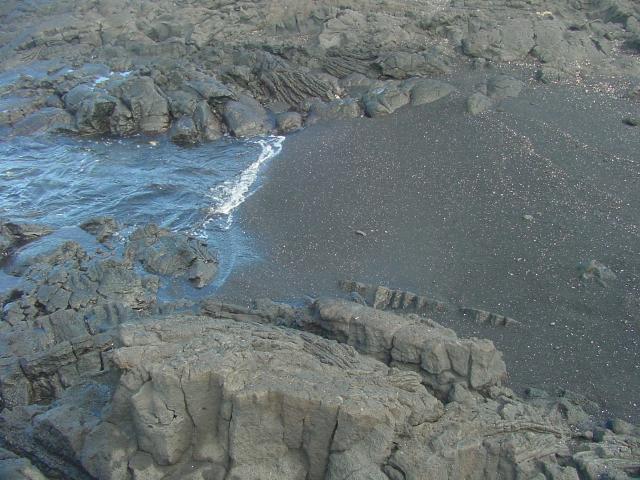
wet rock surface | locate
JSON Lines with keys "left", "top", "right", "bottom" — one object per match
{"left": 124, "top": 224, "right": 218, "bottom": 289}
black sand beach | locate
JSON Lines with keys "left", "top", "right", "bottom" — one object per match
{"left": 221, "top": 71, "right": 640, "bottom": 422}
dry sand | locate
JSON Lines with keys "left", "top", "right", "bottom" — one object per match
{"left": 221, "top": 70, "right": 640, "bottom": 422}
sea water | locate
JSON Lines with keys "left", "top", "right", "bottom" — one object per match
{"left": 0, "top": 133, "right": 284, "bottom": 290}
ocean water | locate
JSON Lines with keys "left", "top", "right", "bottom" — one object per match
{"left": 0, "top": 133, "right": 284, "bottom": 289}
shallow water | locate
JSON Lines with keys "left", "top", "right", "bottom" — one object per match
{"left": 0, "top": 133, "right": 284, "bottom": 288}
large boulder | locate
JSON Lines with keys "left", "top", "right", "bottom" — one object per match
{"left": 109, "top": 76, "right": 170, "bottom": 133}
{"left": 222, "top": 95, "right": 275, "bottom": 137}
{"left": 168, "top": 116, "right": 199, "bottom": 145}
{"left": 362, "top": 82, "right": 410, "bottom": 117}
{"left": 78, "top": 314, "right": 442, "bottom": 479}
{"left": 306, "top": 97, "right": 362, "bottom": 124}
{"left": 404, "top": 78, "right": 455, "bottom": 106}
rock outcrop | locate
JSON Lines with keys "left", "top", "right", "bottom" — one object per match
{"left": 1, "top": 0, "right": 638, "bottom": 142}
{"left": 124, "top": 224, "right": 218, "bottom": 289}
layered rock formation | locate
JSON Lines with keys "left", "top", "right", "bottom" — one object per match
{"left": 1, "top": 0, "right": 639, "bottom": 142}
{"left": 1, "top": 225, "right": 638, "bottom": 479}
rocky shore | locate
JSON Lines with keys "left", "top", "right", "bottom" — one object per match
{"left": 1, "top": 0, "right": 640, "bottom": 142}
{"left": 1, "top": 0, "right": 640, "bottom": 478}
{"left": 0, "top": 219, "right": 638, "bottom": 479}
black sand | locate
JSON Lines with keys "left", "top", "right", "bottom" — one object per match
{"left": 221, "top": 74, "right": 640, "bottom": 422}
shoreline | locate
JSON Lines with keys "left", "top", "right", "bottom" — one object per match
{"left": 220, "top": 73, "right": 640, "bottom": 422}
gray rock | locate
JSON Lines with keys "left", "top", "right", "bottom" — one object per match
{"left": 404, "top": 78, "right": 455, "bottom": 106}
{"left": 11, "top": 108, "right": 76, "bottom": 136}
{"left": 339, "top": 280, "right": 447, "bottom": 314}
{"left": 0, "top": 221, "right": 53, "bottom": 256}
{"left": 312, "top": 299, "right": 506, "bottom": 394}
{"left": 166, "top": 89, "right": 200, "bottom": 117}
{"left": 487, "top": 75, "right": 524, "bottom": 99}
{"left": 192, "top": 101, "right": 222, "bottom": 141}
{"left": 73, "top": 90, "right": 119, "bottom": 134}
{"left": 109, "top": 76, "right": 170, "bottom": 133}
{"left": 362, "top": 83, "right": 410, "bottom": 117}
{"left": 222, "top": 96, "right": 274, "bottom": 137}
{"left": 466, "top": 92, "right": 493, "bottom": 115}
{"left": 125, "top": 224, "right": 218, "bottom": 288}
{"left": 306, "top": 97, "right": 362, "bottom": 124}
{"left": 169, "top": 116, "right": 199, "bottom": 145}
{"left": 79, "top": 217, "right": 119, "bottom": 243}
{"left": 375, "top": 48, "right": 451, "bottom": 79}
{"left": 536, "top": 66, "right": 570, "bottom": 84}
{"left": 0, "top": 448, "right": 47, "bottom": 479}
{"left": 463, "top": 17, "right": 535, "bottom": 62}
{"left": 275, "top": 111, "right": 302, "bottom": 133}
{"left": 185, "top": 78, "right": 236, "bottom": 106}
{"left": 460, "top": 307, "right": 520, "bottom": 327}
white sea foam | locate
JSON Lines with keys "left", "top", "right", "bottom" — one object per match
{"left": 196, "top": 136, "right": 284, "bottom": 236}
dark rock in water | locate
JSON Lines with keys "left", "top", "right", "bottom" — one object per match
{"left": 623, "top": 116, "right": 639, "bottom": 126}
{"left": 466, "top": 92, "right": 492, "bottom": 115}
{"left": 405, "top": 78, "right": 455, "bottom": 106}
{"left": 0, "top": 221, "right": 53, "bottom": 257}
{"left": 73, "top": 90, "right": 118, "bottom": 134}
{"left": 108, "top": 76, "right": 170, "bottom": 133}
{"left": 62, "top": 84, "right": 96, "bottom": 113}
{"left": 487, "top": 75, "right": 524, "bottom": 99}
{"left": 222, "top": 95, "right": 275, "bottom": 137}
{"left": 168, "top": 115, "right": 199, "bottom": 145}
{"left": 125, "top": 224, "right": 218, "bottom": 288}
{"left": 11, "top": 108, "right": 76, "bottom": 136}
{"left": 192, "top": 100, "right": 222, "bottom": 141}
{"left": 275, "top": 111, "right": 302, "bottom": 133}
{"left": 79, "top": 217, "right": 119, "bottom": 243}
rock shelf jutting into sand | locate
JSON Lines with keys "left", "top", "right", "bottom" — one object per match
{"left": 1, "top": 0, "right": 640, "bottom": 478}
{"left": 0, "top": 228, "right": 638, "bottom": 479}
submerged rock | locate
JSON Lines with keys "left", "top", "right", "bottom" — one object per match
{"left": 79, "top": 217, "right": 119, "bottom": 243}
{"left": 0, "top": 221, "right": 53, "bottom": 257}
{"left": 125, "top": 224, "right": 218, "bottom": 288}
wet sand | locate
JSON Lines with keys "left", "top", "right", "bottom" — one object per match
{"left": 220, "top": 74, "right": 640, "bottom": 422}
